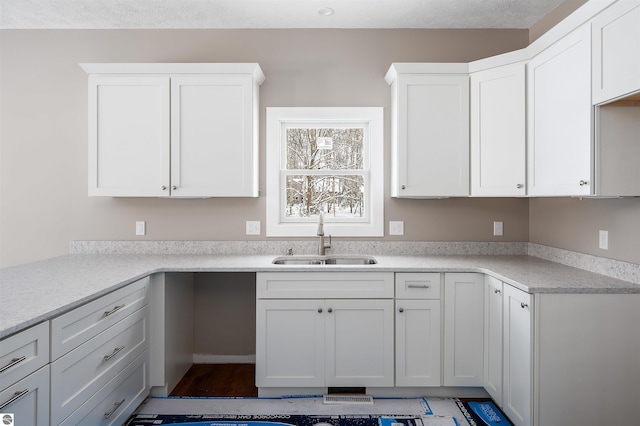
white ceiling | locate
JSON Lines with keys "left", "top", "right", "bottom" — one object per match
{"left": 0, "top": 0, "right": 567, "bottom": 30}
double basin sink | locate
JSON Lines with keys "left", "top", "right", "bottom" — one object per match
{"left": 272, "top": 255, "right": 378, "bottom": 265}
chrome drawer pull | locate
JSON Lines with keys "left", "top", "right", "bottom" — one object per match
{"left": 521, "top": 302, "right": 529, "bottom": 309}
{"left": 103, "top": 304, "right": 125, "bottom": 317}
{"left": 407, "top": 284, "right": 430, "bottom": 289}
{"left": 104, "top": 398, "right": 126, "bottom": 419}
{"left": 494, "top": 289, "right": 501, "bottom": 295}
{"left": 103, "top": 345, "right": 125, "bottom": 362}
{"left": 0, "top": 356, "right": 27, "bottom": 373}
{"left": 0, "top": 389, "right": 29, "bottom": 410}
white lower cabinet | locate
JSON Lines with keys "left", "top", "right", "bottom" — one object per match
{"left": 483, "top": 276, "right": 532, "bottom": 426}
{"left": 256, "top": 298, "right": 394, "bottom": 388}
{"left": 483, "top": 276, "right": 503, "bottom": 406}
{"left": 48, "top": 276, "right": 151, "bottom": 425}
{"left": 59, "top": 350, "right": 149, "bottom": 426}
{"left": 395, "top": 273, "right": 441, "bottom": 387}
{"left": 502, "top": 284, "right": 532, "bottom": 426}
{"left": 443, "top": 273, "right": 485, "bottom": 386}
{"left": 255, "top": 272, "right": 395, "bottom": 390}
{"left": 51, "top": 306, "right": 149, "bottom": 424}
{"left": 0, "top": 365, "right": 50, "bottom": 426}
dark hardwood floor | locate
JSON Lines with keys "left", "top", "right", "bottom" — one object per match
{"left": 170, "top": 364, "right": 258, "bottom": 397}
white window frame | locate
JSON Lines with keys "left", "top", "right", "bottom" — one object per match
{"left": 266, "top": 107, "right": 384, "bottom": 237}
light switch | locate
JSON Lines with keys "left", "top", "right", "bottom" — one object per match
{"left": 599, "top": 230, "right": 608, "bottom": 250}
{"left": 493, "top": 221, "right": 503, "bottom": 236}
{"left": 135, "top": 221, "right": 146, "bottom": 236}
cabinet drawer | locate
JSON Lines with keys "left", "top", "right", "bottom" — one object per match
{"left": 395, "top": 273, "right": 441, "bottom": 299}
{"left": 51, "top": 306, "right": 149, "bottom": 425}
{"left": 257, "top": 272, "right": 394, "bottom": 299}
{"left": 0, "top": 321, "right": 49, "bottom": 391}
{"left": 0, "top": 365, "right": 50, "bottom": 426}
{"left": 60, "top": 350, "right": 149, "bottom": 426}
{"left": 51, "top": 276, "right": 149, "bottom": 360}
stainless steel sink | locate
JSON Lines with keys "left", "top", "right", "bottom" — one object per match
{"left": 272, "top": 255, "right": 377, "bottom": 265}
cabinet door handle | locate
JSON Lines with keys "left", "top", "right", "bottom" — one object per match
{"left": 398, "top": 307, "right": 404, "bottom": 313}
{"left": 0, "top": 356, "right": 26, "bottom": 373}
{"left": 579, "top": 180, "right": 588, "bottom": 186}
{"left": 327, "top": 308, "right": 333, "bottom": 313}
{"left": 104, "top": 398, "right": 126, "bottom": 419}
{"left": 521, "top": 302, "right": 529, "bottom": 309}
{"left": 516, "top": 184, "right": 524, "bottom": 189}
{"left": 494, "top": 289, "right": 501, "bottom": 295}
{"left": 103, "top": 345, "right": 126, "bottom": 362}
{"left": 408, "top": 284, "right": 430, "bottom": 289}
{"left": 0, "top": 389, "right": 29, "bottom": 410}
{"left": 162, "top": 186, "right": 167, "bottom": 191}
{"left": 317, "top": 308, "right": 323, "bottom": 313}
{"left": 103, "top": 304, "right": 125, "bottom": 317}
{"left": 172, "top": 185, "right": 177, "bottom": 190}
{"left": 401, "top": 185, "right": 406, "bottom": 190}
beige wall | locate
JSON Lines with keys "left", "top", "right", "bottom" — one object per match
{"left": 0, "top": 29, "right": 531, "bottom": 267}
{"left": 530, "top": 198, "right": 640, "bottom": 265}
{"left": 2, "top": 26, "right": 638, "bottom": 269}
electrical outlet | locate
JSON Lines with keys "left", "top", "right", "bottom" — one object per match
{"left": 246, "top": 221, "right": 261, "bottom": 236}
{"left": 389, "top": 221, "right": 404, "bottom": 236}
{"left": 599, "top": 230, "right": 608, "bottom": 250}
{"left": 493, "top": 221, "right": 503, "bottom": 236}
{"left": 135, "top": 221, "right": 146, "bottom": 236}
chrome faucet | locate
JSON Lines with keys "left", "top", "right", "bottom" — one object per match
{"left": 317, "top": 213, "right": 331, "bottom": 255}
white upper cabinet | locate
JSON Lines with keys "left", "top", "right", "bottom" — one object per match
{"left": 592, "top": 0, "right": 640, "bottom": 104}
{"left": 386, "top": 64, "right": 470, "bottom": 198}
{"left": 470, "top": 63, "right": 526, "bottom": 196}
{"left": 83, "top": 64, "right": 264, "bottom": 197}
{"left": 527, "top": 25, "right": 593, "bottom": 196}
{"left": 88, "top": 76, "right": 170, "bottom": 197}
{"left": 170, "top": 75, "right": 258, "bottom": 197}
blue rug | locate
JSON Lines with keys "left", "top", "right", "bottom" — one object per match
{"left": 127, "top": 414, "right": 425, "bottom": 426}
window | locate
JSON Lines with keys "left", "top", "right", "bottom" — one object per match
{"left": 266, "top": 107, "right": 383, "bottom": 237}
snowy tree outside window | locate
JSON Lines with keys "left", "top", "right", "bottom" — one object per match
{"left": 285, "top": 127, "right": 365, "bottom": 219}
{"left": 266, "top": 107, "right": 383, "bottom": 237}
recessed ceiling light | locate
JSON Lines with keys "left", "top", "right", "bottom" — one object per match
{"left": 318, "top": 7, "right": 335, "bottom": 16}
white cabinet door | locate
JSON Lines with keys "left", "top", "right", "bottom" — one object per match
{"left": 592, "top": 0, "right": 640, "bottom": 104}
{"left": 326, "top": 299, "right": 394, "bottom": 388}
{"left": 483, "top": 276, "right": 503, "bottom": 406}
{"left": 170, "top": 75, "right": 258, "bottom": 197}
{"left": 255, "top": 300, "right": 325, "bottom": 388}
{"left": 88, "top": 76, "right": 171, "bottom": 197}
{"left": 395, "top": 299, "right": 441, "bottom": 387}
{"left": 0, "top": 366, "right": 49, "bottom": 426}
{"left": 390, "top": 73, "right": 470, "bottom": 197}
{"left": 443, "top": 273, "right": 484, "bottom": 386}
{"left": 528, "top": 25, "right": 593, "bottom": 196}
{"left": 502, "top": 285, "right": 532, "bottom": 426}
{"left": 256, "top": 298, "right": 393, "bottom": 388}
{"left": 471, "top": 63, "right": 526, "bottom": 196}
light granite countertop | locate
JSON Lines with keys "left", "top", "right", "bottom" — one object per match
{"left": 1, "top": 253, "right": 639, "bottom": 339}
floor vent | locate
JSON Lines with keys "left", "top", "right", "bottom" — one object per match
{"left": 323, "top": 394, "right": 374, "bottom": 405}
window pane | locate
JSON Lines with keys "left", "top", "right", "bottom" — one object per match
{"left": 285, "top": 128, "right": 364, "bottom": 170}
{"left": 285, "top": 175, "right": 365, "bottom": 219}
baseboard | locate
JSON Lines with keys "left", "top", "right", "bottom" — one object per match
{"left": 192, "top": 353, "right": 256, "bottom": 364}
